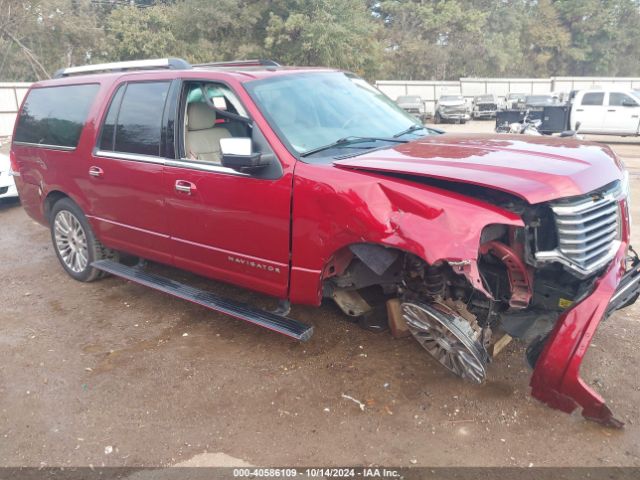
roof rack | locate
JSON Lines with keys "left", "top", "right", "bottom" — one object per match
{"left": 53, "top": 58, "right": 192, "bottom": 79}
{"left": 194, "top": 59, "right": 281, "bottom": 68}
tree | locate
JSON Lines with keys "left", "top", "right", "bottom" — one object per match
{"left": 264, "top": 0, "right": 383, "bottom": 78}
{"left": 104, "top": 4, "right": 177, "bottom": 60}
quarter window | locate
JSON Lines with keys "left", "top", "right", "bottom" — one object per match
{"left": 581, "top": 92, "right": 604, "bottom": 106}
{"left": 14, "top": 84, "right": 100, "bottom": 148}
{"left": 99, "top": 81, "right": 170, "bottom": 156}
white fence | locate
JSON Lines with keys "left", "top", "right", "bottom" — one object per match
{"left": 0, "top": 83, "right": 30, "bottom": 137}
{"left": 376, "top": 76, "right": 640, "bottom": 115}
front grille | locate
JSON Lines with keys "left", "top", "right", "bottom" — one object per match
{"left": 540, "top": 181, "right": 623, "bottom": 276}
{"left": 478, "top": 103, "right": 497, "bottom": 111}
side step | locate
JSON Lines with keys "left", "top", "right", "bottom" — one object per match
{"left": 91, "top": 259, "right": 314, "bottom": 341}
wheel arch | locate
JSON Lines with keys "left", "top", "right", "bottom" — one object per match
{"left": 43, "top": 190, "right": 71, "bottom": 224}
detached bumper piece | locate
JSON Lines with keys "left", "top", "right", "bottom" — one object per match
{"left": 91, "top": 259, "right": 314, "bottom": 341}
{"left": 605, "top": 254, "right": 640, "bottom": 317}
{"left": 530, "top": 245, "right": 638, "bottom": 428}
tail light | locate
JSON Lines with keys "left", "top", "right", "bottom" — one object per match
{"left": 9, "top": 150, "right": 20, "bottom": 176}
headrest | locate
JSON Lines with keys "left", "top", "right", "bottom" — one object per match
{"left": 187, "top": 102, "right": 216, "bottom": 131}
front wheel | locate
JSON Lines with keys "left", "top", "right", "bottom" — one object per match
{"left": 50, "top": 198, "right": 116, "bottom": 282}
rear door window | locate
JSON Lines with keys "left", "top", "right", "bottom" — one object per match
{"left": 581, "top": 92, "right": 604, "bottom": 106}
{"left": 14, "top": 84, "right": 100, "bottom": 148}
{"left": 609, "top": 92, "right": 638, "bottom": 107}
{"left": 99, "top": 81, "right": 170, "bottom": 156}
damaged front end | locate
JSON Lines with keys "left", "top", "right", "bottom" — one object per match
{"left": 323, "top": 178, "right": 639, "bottom": 427}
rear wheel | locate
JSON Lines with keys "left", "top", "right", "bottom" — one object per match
{"left": 50, "top": 198, "right": 116, "bottom": 282}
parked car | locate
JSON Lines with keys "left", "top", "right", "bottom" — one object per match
{"left": 524, "top": 94, "right": 560, "bottom": 109}
{"left": 395, "top": 95, "right": 428, "bottom": 122}
{"left": 10, "top": 58, "right": 639, "bottom": 427}
{"left": 504, "top": 92, "right": 527, "bottom": 110}
{"left": 472, "top": 94, "right": 499, "bottom": 119}
{"left": 434, "top": 95, "right": 470, "bottom": 123}
{"left": 0, "top": 152, "right": 19, "bottom": 200}
{"left": 570, "top": 89, "right": 640, "bottom": 136}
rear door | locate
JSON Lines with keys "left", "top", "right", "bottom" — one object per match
{"left": 87, "top": 80, "right": 173, "bottom": 264}
{"left": 572, "top": 91, "right": 605, "bottom": 133}
{"left": 603, "top": 92, "right": 640, "bottom": 134}
{"left": 163, "top": 80, "right": 293, "bottom": 298}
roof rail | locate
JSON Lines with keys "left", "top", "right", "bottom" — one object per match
{"left": 53, "top": 58, "right": 192, "bottom": 79}
{"left": 194, "top": 59, "right": 281, "bottom": 68}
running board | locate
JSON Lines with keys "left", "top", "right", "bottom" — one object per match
{"left": 91, "top": 259, "right": 314, "bottom": 341}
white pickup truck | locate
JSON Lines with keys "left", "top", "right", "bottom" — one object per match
{"left": 571, "top": 89, "right": 640, "bottom": 136}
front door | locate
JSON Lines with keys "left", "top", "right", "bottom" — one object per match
{"left": 604, "top": 92, "right": 640, "bottom": 134}
{"left": 87, "top": 80, "right": 173, "bottom": 264}
{"left": 163, "top": 81, "right": 292, "bottom": 298}
{"left": 572, "top": 91, "right": 605, "bottom": 133}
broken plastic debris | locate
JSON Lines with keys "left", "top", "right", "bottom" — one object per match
{"left": 341, "top": 394, "right": 365, "bottom": 411}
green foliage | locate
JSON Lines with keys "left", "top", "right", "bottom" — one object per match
{"left": 264, "top": 0, "right": 382, "bottom": 78}
{"left": 1, "top": 0, "right": 640, "bottom": 81}
{"left": 105, "top": 5, "right": 177, "bottom": 60}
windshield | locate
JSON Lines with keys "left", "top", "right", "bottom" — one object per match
{"left": 245, "top": 72, "right": 426, "bottom": 158}
{"left": 527, "top": 95, "right": 555, "bottom": 104}
{"left": 476, "top": 95, "right": 494, "bottom": 102}
{"left": 440, "top": 95, "right": 464, "bottom": 102}
{"left": 397, "top": 96, "right": 421, "bottom": 103}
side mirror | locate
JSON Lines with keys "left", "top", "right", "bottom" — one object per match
{"left": 622, "top": 99, "right": 638, "bottom": 107}
{"left": 219, "top": 138, "right": 269, "bottom": 171}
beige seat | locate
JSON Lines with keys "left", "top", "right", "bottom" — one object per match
{"left": 185, "top": 102, "right": 231, "bottom": 163}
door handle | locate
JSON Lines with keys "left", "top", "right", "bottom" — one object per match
{"left": 175, "top": 180, "right": 196, "bottom": 195}
{"left": 88, "top": 166, "right": 104, "bottom": 178}
{"left": 607, "top": 109, "right": 616, "bottom": 112}
{"left": 575, "top": 109, "right": 584, "bottom": 112}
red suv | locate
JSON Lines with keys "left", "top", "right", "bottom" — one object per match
{"left": 10, "top": 58, "right": 639, "bottom": 427}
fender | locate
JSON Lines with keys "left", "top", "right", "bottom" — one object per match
{"left": 288, "top": 161, "right": 523, "bottom": 305}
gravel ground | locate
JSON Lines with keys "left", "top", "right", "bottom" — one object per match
{"left": 1, "top": 125, "right": 639, "bottom": 468}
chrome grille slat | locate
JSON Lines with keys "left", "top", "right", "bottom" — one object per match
{"left": 572, "top": 241, "right": 617, "bottom": 262}
{"left": 557, "top": 217, "right": 617, "bottom": 235}
{"left": 558, "top": 231, "right": 617, "bottom": 254}
{"left": 558, "top": 226, "right": 617, "bottom": 244}
{"left": 555, "top": 204, "right": 618, "bottom": 224}
{"left": 537, "top": 181, "right": 624, "bottom": 277}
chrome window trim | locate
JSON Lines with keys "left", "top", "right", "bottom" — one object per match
{"left": 167, "top": 158, "right": 249, "bottom": 177}
{"left": 12, "top": 141, "right": 76, "bottom": 151}
{"left": 94, "top": 150, "right": 166, "bottom": 165}
{"left": 94, "top": 150, "right": 249, "bottom": 176}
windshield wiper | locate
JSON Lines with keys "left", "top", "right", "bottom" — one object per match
{"left": 300, "top": 136, "right": 407, "bottom": 158}
{"left": 393, "top": 124, "right": 427, "bottom": 138}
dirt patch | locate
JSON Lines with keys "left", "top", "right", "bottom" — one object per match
{"left": 1, "top": 129, "right": 640, "bottom": 467}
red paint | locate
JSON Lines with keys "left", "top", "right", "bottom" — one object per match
{"left": 479, "top": 241, "right": 532, "bottom": 309}
{"left": 335, "top": 134, "right": 623, "bottom": 204}
{"left": 10, "top": 67, "right": 633, "bottom": 425}
{"left": 530, "top": 238, "right": 628, "bottom": 428}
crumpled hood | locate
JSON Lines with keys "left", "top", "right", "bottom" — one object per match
{"left": 333, "top": 134, "right": 624, "bottom": 204}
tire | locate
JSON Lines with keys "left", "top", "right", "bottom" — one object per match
{"left": 50, "top": 198, "right": 116, "bottom": 282}
{"left": 434, "top": 112, "right": 441, "bottom": 124}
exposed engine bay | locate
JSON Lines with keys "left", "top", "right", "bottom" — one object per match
{"left": 322, "top": 178, "right": 634, "bottom": 396}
